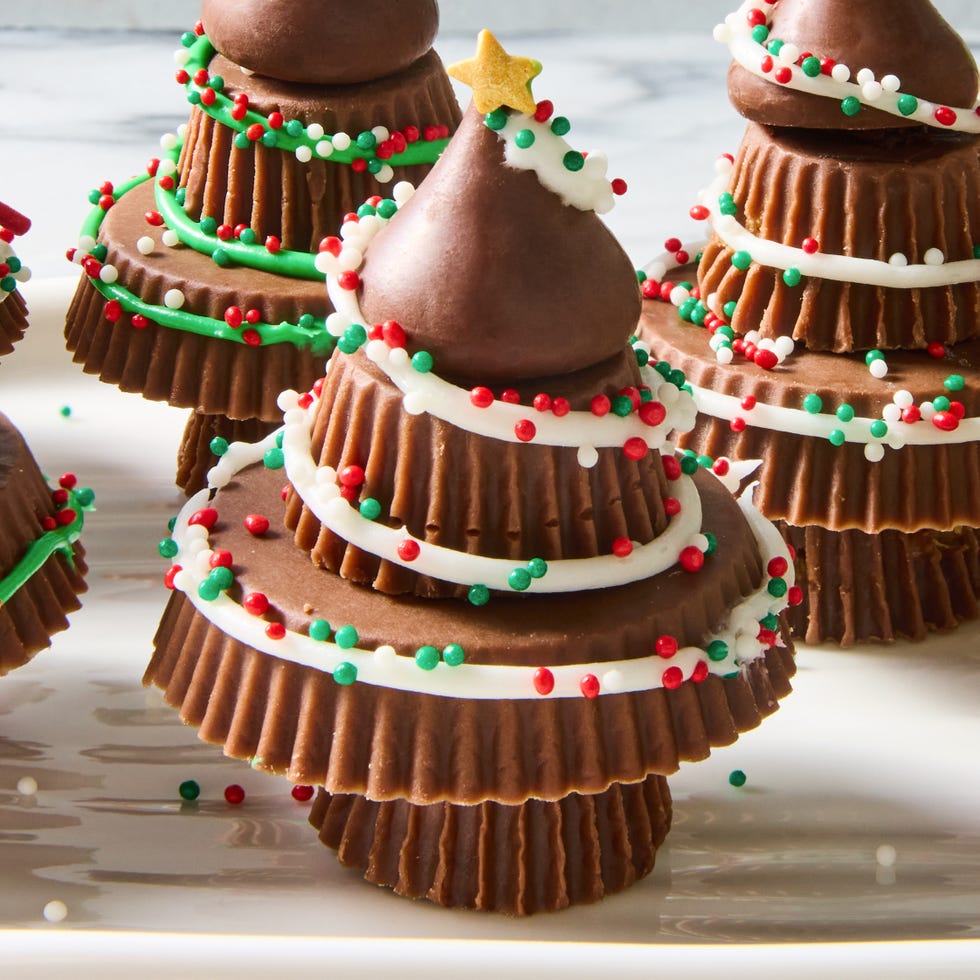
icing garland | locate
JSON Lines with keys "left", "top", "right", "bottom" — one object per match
{"left": 0, "top": 239, "right": 31, "bottom": 306}
{"left": 316, "top": 185, "right": 697, "bottom": 465}
{"left": 698, "top": 155, "right": 980, "bottom": 290}
{"left": 716, "top": 0, "right": 980, "bottom": 134}
{"left": 643, "top": 243, "right": 979, "bottom": 460}
{"left": 175, "top": 26, "right": 451, "bottom": 182}
{"left": 161, "top": 428, "right": 795, "bottom": 700}
{"left": 0, "top": 477, "right": 93, "bottom": 607}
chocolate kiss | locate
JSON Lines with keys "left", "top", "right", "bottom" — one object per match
{"left": 201, "top": 0, "right": 439, "bottom": 85}
{"left": 358, "top": 105, "right": 641, "bottom": 385}
{"left": 728, "top": 0, "right": 980, "bottom": 130}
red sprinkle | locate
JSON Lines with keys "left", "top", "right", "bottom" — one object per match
{"left": 551, "top": 397, "right": 571, "bottom": 417}
{"left": 788, "top": 585, "right": 804, "bottom": 606}
{"left": 397, "top": 539, "right": 420, "bottom": 561}
{"left": 319, "top": 236, "right": 342, "bottom": 256}
{"left": 655, "top": 635, "right": 678, "bottom": 659}
{"left": 590, "top": 394, "right": 611, "bottom": 417}
{"left": 533, "top": 100, "right": 554, "bottom": 122}
{"left": 802, "top": 237, "right": 820, "bottom": 255}
{"left": 59, "top": 473, "right": 77, "bottom": 490}
{"left": 730, "top": 417, "right": 747, "bottom": 433}
{"left": 144, "top": 210, "right": 165, "bottom": 227}
{"left": 901, "top": 405, "right": 922, "bottom": 424}
{"left": 740, "top": 395, "right": 757, "bottom": 411}
{"left": 611, "top": 178, "right": 628, "bottom": 196}
{"left": 500, "top": 388, "right": 520, "bottom": 404}
{"left": 291, "top": 785, "right": 315, "bottom": 803}
{"left": 265, "top": 622, "right": 286, "bottom": 640}
{"left": 242, "top": 329, "right": 262, "bottom": 347}
{"left": 754, "top": 348, "right": 779, "bottom": 370}
{"left": 533, "top": 393, "right": 552, "bottom": 412}
{"left": 932, "top": 410, "right": 959, "bottom": 432}
{"left": 337, "top": 271, "right": 360, "bottom": 291}
{"left": 514, "top": 419, "right": 537, "bottom": 442}
{"left": 664, "top": 237, "right": 682, "bottom": 253}
{"left": 224, "top": 785, "right": 246, "bottom": 805}
{"left": 104, "top": 300, "right": 123, "bottom": 323}
{"left": 691, "top": 661, "right": 709, "bottom": 683}
{"left": 382, "top": 320, "right": 406, "bottom": 348}
{"left": 935, "top": 106, "right": 957, "bottom": 126}
{"left": 209, "top": 550, "right": 233, "bottom": 568}
{"left": 663, "top": 497, "right": 682, "bottom": 517}
{"left": 267, "top": 111, "right": 284, "bottom": 130}
{"left": 244, "top": 514, "right": 270, "bottom": 536}
{"left": 679, "top": 545, "right": 705, "bottom": 573}
{"left": 533, "top": 667, "right": 555, "bottom": 696}
{"left": 224, "top": 307, "right": 244, "bottom": 328}
{"left": 690, "top": 205, "right": 710, "bottom": 221}
{"left": 926, "top": 342, "right": 946, "bottom": 359}
{"left": 470, "top": 386, "right": 494, "bottom": 408}
{"left": 612, "top": 537, "right": 633, "bottom": 558}
{"left": 243, "top": 592, "right": 270, "bottom": 616}
{"left": 164, "top": 565, "right": 182, "bottom": 590}
{"left": 662, "top": 455, "right": 682, "bottom": 481}
{"left": 774, "top": 66, "right": 792, "bottom": 84}
{"left": 767, "top": 556, "right": 789, "bottom": 577}
{"left": 246, "top": 123, "right": 265, "bottom": 141}
{"left": 579, "top": 674, "right": 600, "bottom": 699}
{"left": 189, "top": 507, "right": 219, "bottom": 529}
{"left": 662, "top": 666, "right": 684, "bottom": 690}
{"left": 623, "top": 437, "right": 648, "bottom": 460}
{"left": 712, "top": 458, "right": 731, "bottom": 477}
{"left": 639, "top": 400, "right": 667, "bottom": 427}
{"left": 339, "top": 464, "right": 365, "bottom": 488}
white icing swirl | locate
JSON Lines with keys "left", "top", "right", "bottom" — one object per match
{"left": 716, "top": 0, "right": 980, "bottom": 135}
{"left": 701, "top": 158, "right": 980, "bottom": 289}
{"left": 164, "top": 431, "right": 795, "bottom": 701}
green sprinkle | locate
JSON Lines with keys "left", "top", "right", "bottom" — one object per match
{"left": 260, "top": 130, "right": 278, "bottom": 149}
{"left": 944, "top": 374, "right": 965, "bottom": 391}
{"left": 377, "top": 199, "right": 398, "bottom": 220}
{"left": 680, "top": 455, "right": 699, "bottom": 476}
{"left": 761, "top": 613, "right": 779, "bottom": 632}
{"left": 200, "top": 216, "right": 217, "bottom": 236}
{"left": 782, "top": 267, "right": 802, "bottom": 287}
{"left": 768, "top": 577, "right": 788, "bottom": 598}
{"left": 415, "top": 645, "right": 440, "bottom": 671}
{"left": 612, "top": 394, "right": 634, "bottom": 417}
{"left": 234, "top": 131, "right": 251, "bottom": 150}
{"left": 751, "top": 24, "right": 770, "bottom": 44}
{"left": 562, "top": 150, "right": 585, "bottom": 172}
{"left": 690, "top": 302, "right": 708, "bottom": 326}
{"left": 210, "top": 436, "right": 229, "bottom": 457}
{"left": 723, "top": 300, "right": 737, "bottom": 319}
{"left": 636, "top": 270, "right": 647, "bottom": 283}
{"left": 91, "top": 244, "right": 108, "bottom": 262}
{"left": 175, "top": 188, "right": 186, "bottom": 207}
{"left": 76, "top": 487, "right": 95, "bottom": 508}
{"left": 356, "top": 203, "right": 377, "bottom": 218}
{"left": 59, "top": 405, "right": 72, "bottom": 418}
{"left": 527, "top": 558, "right": 548, "bottom": 579}
{"left": 334, "top": 662, "right": 357, "bottom": 686}
{"left": 286, "top": 119, "right": 304, "bottom": 137}
{"left": 703, "top": 532, "right": 717, "bottom": 556}
{"left": 635, "top": 347, "right": 650, "bottom": 367}
{"left": 836, "top": 403, "right": 855, "bottom": 422}
{"left": 897, "top": 94, "right": 918, "bottom": 116}
{"left": 933, "top": 395, "right": 951, "bottom": 412}
{"left": 212, "top": 248, "right": 231, "bottom": 268}
{"left": 718, "top": 193, "right": 737, "bottom": 217}
{"left": 728, "top": 770, "right": 747, "bottom": 788}
{"left": 178, "top": 780, "right": 200, "bottom": 801}
{"left": 158, "top": 538, "right": 179, "bottom": 559}
{"left": 468, "top": 584, "right": 490, "bottom": 606}
{"left": 870, "top": 419, "right": 888, "bottom": 438}
{"left": 197, "top": 578, "right": 221, "bottom": 601}
{"left": 335, "top": 625, "right": 358, "bottom": 649}
{"left": 974, "top": 245, "right": 980, "bottom": 260}
{"left": 678, "top": 297, "right": 699, "bottom": 322}
{"left": 707, "top": 639, "right": 729, "bottom": 662}
{"left": 801, "top": 55, "right": 821, "bottom": 77}
{"left": 209, "top": 566, "right": 234, "bottom": 591}
{"left": 865, "top": 349, "right": 884, "bottom": 365}
{"left": 508, "top": 568, "right": 532, "bottom": 592}
{"left": 359, "top": 498, "right": 382, "bottom": 520}
{"left": 210, "top": 76, "right": 224, "bottom": 92}
{"left": 0, "top": 276, "right": 15, "bottom": 292}
{"left": 828, "top": 429, "right": 846, "bottom": 447}
{"left": 239, "top": 227, "right": 256, "bottom": 245}
{"left": 356, "top": 130, "right": 377, "bottom": 151}
{"left": 180, "top": 31, "right": 197, "bottom": 47}
{"left": 668, "top": 368, "right": 686, "bottom": 389}
{"left": 731, "top": 251, "right": 752, "bottom": 271}
{"left": 767, "top": 38, "right": 784, "bottom": 55}
{"left": 716, "top": 325, "right": 735, "bottom": 340}
{"left": 411, "top": 351, "right": 434, "bottom": 373}
{"left": 841, "top": 96, "right": 861, "bottom": 117}
{"left": 515, "top": 128, "right": 536, "bottom": 149}
{"left": 550, "top": 116, "right": 571, "bottom": 136}
{"left": 485, "top": 109, "right": 508, "bottom": 131}
{"left": 309, "top": 619, "right": 331, "bottom": 642}
{"left": 696, "top": 454, "right": 714, "bottom": 470}
{"left": 167, "top": 517, "right": 177, "bottom": 532}
{"left": 442, "top": 643, "right": 465, "bottom": 667}
{"left": 275, "top": 430, "right": 284, "bottom": 449}
{"left": 802, "top": 393, "right": 823, "bottom": 414}
{"left": 263, "top": 447, "right": 285, "bottom": 470}
{"left": 654, "top": 360, "right": 672, "bottom": 379}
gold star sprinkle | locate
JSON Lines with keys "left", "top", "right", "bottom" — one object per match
{"left": 447, "top": 30, "right": 542, "bottom": 115}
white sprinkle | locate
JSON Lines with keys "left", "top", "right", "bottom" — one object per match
{"left": 888, "top": 253, "right": 908, "bottom": 267}
{"left": 136, "top": 236, "right": 155, "bottom": 256}
{"left": 869, "top": 358, "right": 888, "bottom": 379}
{"left": 164, "top": 289, "right": 185, "bottom": 309}
{"left": 295, "top": 145, "right": 313, "bottom": 163}
{"left": 856, "top": 67, "right": 876, "bottom": 85}
{"left": 577, "top": 445, "right": 599, "bottom": 468}
{"left": 602, "top": 669, "right": 624, "bottom": 693}
{"left": 99, "top": 265, "right": 119, "bottom": 284}
{"left": 43, "top": 901, "right": 68, "bottom": 923}
{"left": 773, "top": 335, "right": 795, "bottom": 359}
{"left": 669, "top": 285, "right": 691, "bottom": 306}
{"left": 17, "top": 776, "right": 38, "bottom": 796}
{"left": 716, "top": 345, "right": 734, "bottom": 365}
{"left": 332, "top": 131, "right": 351, "bottom": 152}
{"left": 393, "top": 182, "right": 414, "bottom": 205}
{"left": 372, "top": 126, "right": 390, "bottom": 143}
{"left": 876, "top": 843, "right": 898, "bottom": 867}
{"left": 713, "top": 23, "right": 732, "bottom": 44}
{"left": 831, "top": 63, "right": 851, "bottom": 83}
{"left": 882, "top": 404, "right": 902, "bottom": 423}
{"left": 862, "top": 81, "right": 883, "bottom": 102}
{"left": 923, "top": 248, "right": 945, "bottom": 266}
{"left": 162, "top": 229, "right": 180, "bottom": 248}
{"left": 881, "top": 74, "right": 901, "bottom": 92}
{"left": 778, "top": 43, "right": 799, "bottom": 66}
{"left": 173, "top": 48, "right": 191, "bottom": 68}
{"left": 315, "top": 140, "right": 333, "bottom": 159}
{"left": 160, "top": 132, "right": 178, "bottom": 152}
{"left": 306, "top": 123, "right": 325, "bottom": 141}
{"left": 158, "top": 157, "right": 177, "bottom": 177}
{"left": 78, "top": 234, "right": 97, "bottom": 253}
{"left": 864, "top": 442, "right": 885, "bottom": 462}
{"left": 893, "top": 389, "right": 914, "bottom": 409}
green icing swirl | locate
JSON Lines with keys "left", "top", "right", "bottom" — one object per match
{"left": 179, "top": 33, "right": 450, "bottom": 169}
{"left": 0, "top": 485, "right": 93, "bottom": 607}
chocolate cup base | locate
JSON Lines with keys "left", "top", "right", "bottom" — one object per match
{"left": 0, "top": 290, "right": 28, "bottom": 358}
{"left": 309, "top": 775, "right": 671, "bottom": 915}
{"left": 780, "top": 521, "right": 980, "bottom": 646}
{"left": 176, "top": 412, "right": 281, "bottom": 496}
{"left": 0, "top": 545, "right": 87, "bottom": 676}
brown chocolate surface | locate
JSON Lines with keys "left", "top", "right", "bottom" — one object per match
{"left": 176, "top": 412, "right": 280, "bottom": 495}
{"left": 201, "top": 0, "right": 440, "bottom": 85}
{"left": 701, "top": 123, "right": 980, "bottom": 351}
{"left": 310, "top": 775, "right": 671, "bottom": 914}
{"left": 728, "top": 0, "right": 980, "bottom": 130}
{"left": 0, "top": 415, "right": 87, "bottom": 675}
{"left": 146, "top": 459, "right": 795, "bottom": 803}
{"left": 639, "top": 290, "right": 980, "bottom": 531}
{"left": 285, "top": 350, "right": 673, "bottom": 598}
{"left": 358, "top": 105, "right": 642, "bottom": 384}
{"left": 180, "top": 50, "right": 462, "bottom": 249}
{"left": 65, "top": 180, "right": 328, "bottom": 419}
